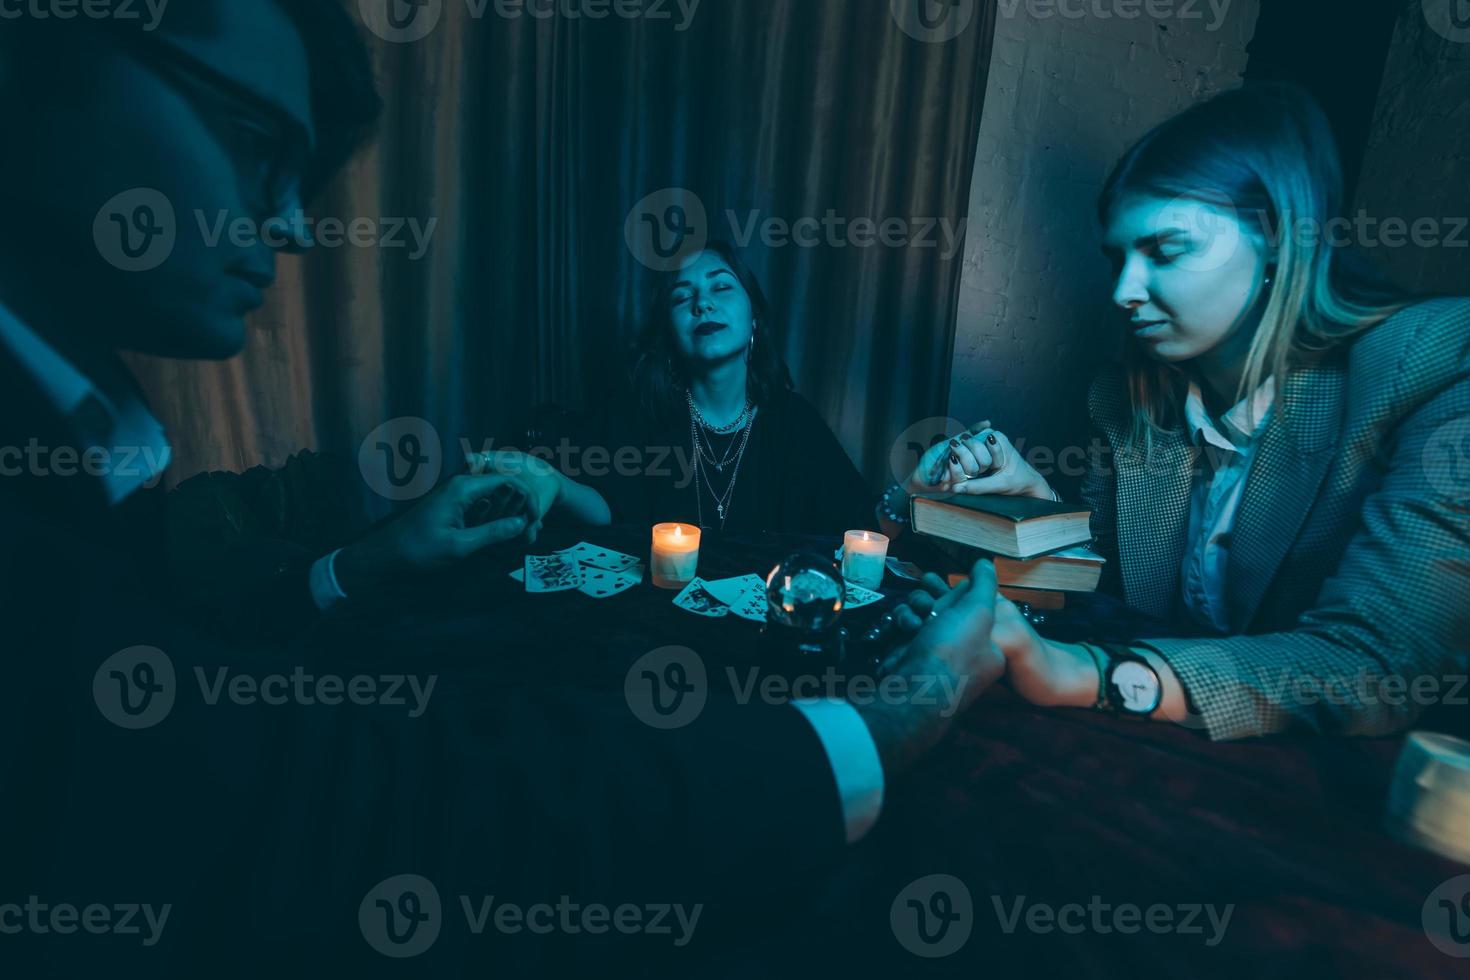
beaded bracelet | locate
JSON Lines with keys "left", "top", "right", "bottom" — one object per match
{"left": 877, "top": 483, "right": 909, "bottom": 524}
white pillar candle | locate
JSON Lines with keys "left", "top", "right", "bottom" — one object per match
{"left": 842, "top": 530, "right": 889, "bottom": 590}
{"left": 650, "top": 523, "right": 701, "bottom": 590}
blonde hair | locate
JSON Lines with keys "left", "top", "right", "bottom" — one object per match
{"left": 1099, "top": 83, "right": 1409, "bottom": 452}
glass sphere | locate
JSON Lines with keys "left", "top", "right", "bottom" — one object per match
{"left": 764, "top": 553, "right": 845, "bottom": 632}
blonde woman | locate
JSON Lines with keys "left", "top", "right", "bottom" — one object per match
{"left": 898, "top": 83, "right": 1470, "bottom": 740}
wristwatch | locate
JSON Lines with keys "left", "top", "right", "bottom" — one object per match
{"left": 1085, "top": 643, "right": 1163, "bottom": 717}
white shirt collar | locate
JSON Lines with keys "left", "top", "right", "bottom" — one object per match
{"left": 1184, "top": 376, "right": 1275, "bottom": 454}
{"left": 0, "top": 298, "right": 172, "bottom": 504}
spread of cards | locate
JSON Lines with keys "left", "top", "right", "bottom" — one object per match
{"left": 510, "top": 542, "right": 645, "bottom": 598}
{"left": 671, "top": 575, "right": 884, "bottom": 623}
{"left": 510, "top": 542, "right": 885, "bottom": 621}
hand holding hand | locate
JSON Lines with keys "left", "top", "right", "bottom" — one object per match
{"left": 856, "top": 559, "right": 1005, "bottom": 778}
{"left": 467, "top": 450, "right": 564, "bottom": 529}
{"left": 335, "top": 474, "right": 536, "bottom": 597}
{"left": 903, "top": 422, "right": 1056, "bottom": 501}
{"left": 990, "top": 597, "right": 1098, "bottom": 708}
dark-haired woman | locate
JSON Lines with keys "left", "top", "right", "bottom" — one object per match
{"left": 486, "top": 242, "right": 882, "bottom": 537}
{"left": 897, "top": 83, "right": 1469, "bottom": 741}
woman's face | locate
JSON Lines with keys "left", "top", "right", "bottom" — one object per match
{"left": 1102, "top": 194, "right": 1270, "bottom": 365}
{"left": 667, "top": 251, "right": 756, "bottom": 370}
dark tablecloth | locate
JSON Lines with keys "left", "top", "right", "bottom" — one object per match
{"left": 309, "top": 525, "right": 1469, "bottom": 979}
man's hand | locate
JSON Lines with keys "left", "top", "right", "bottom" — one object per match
{"left": 467, "top": 450, "right": 563, "bottom": 529}
{"left": 855, "top": 559, "right": 1005, "bottom": 779}
{"left": 334, "top": 474, "right": 535, "bottom": 597}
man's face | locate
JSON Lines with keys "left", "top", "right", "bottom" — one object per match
{"left": 6, "top": 4, "right": 316, "bottom": 358}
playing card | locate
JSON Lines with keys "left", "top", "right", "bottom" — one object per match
{"left": 524, "top": 553, "right": 584, "bottom": 593}
{"left": 843, "top": 583, "right": 884, "bottom": 609}
{"left": 728, "top": 590, "right": 769, "bottom": 623}
{"left": 704, "top": 574, "right": 765, "bottom": 609}
{"left": 578, "top": 565, "right": 642, "bottom": 599}
{"left": 672, "top": 578, "right": 730, "bottom": 617}
{"left": 558, "top": 542, "right": 641, "bottom": 572}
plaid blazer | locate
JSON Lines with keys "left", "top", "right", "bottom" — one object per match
{"left": 1079, "top": 298, "right": 1470, "bottom": 740}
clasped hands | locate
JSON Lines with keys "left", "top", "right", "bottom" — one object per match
{"left": 334, "top": 450, "right": 563, "bottom": 597}
{"left": 886, "top": 566, "right": 1101, "bottom": 713}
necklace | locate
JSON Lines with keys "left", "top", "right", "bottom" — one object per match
{"left": 686, "top": 389, "right": 754, "bottom": 436}
{"left": 689, "top": 402, "right": 757, "bottom": 529}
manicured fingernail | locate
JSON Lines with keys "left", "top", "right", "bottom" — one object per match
{"left": 949, "top": 452, "right": 961, "bottom": 466}
{"left": 988, "top": 434, "right": 998, "bottom": 446}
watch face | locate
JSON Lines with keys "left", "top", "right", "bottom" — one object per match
{"left": 1112, "top": 660, "right": 1161, "bottom": 714}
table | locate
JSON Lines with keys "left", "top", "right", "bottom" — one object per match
{"left": 313, "top": 525, "right": 1470, "bottom": 978}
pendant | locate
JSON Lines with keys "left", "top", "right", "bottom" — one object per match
{"left": 717, "top": 504, "right": 725, "bottom": 520}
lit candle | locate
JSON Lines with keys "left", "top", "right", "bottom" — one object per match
{"left": 651, "top": 523, "right": 701, "bottom": 590}
{"left": 842, "top": 530, "right": 889, "bottom": 590}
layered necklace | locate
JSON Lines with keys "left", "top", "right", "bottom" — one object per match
{"left": 686, "top": 389, "right": 758, "bottom": 530}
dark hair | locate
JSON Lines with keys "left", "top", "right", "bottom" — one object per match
{"left": 1, "top": 0, "right": 381, "bottom": 202}
{"left": 630, "top": 240, "right": 794, "bottom": 423}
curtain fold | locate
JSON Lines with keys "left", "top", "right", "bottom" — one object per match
{"left": 129, "top": 0, "right": 998, "bottom": 491}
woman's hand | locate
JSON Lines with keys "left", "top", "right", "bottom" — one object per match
{"left": 467, "top": 450, "right": 563, "bottom": 530}
{"left": 990, "top": 598, "right": 1099, "bottom": 708}
{"left": 903, "top": 423, "right": 1057, "bottom": 501}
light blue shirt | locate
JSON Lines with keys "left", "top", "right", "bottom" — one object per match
{"left": 1180, "top": 379, "right": 1275, "bottom": 633}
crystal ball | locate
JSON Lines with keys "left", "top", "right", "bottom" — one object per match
{"left": 764, "top": 552, "right": 845, "bottom": 632}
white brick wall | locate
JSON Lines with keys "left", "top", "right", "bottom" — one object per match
{"left": 947, "top": 1, "right": 1260, "bottom": 475}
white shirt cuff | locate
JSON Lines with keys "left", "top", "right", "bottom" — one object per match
{"left": 792, "top": 698, "right": 885, "bottom": 844}
{"left": 308, "top": 549, "right": 350, "bottom": 611}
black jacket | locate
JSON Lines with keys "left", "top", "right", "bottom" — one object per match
{"left": 0, "top": 349, "right": 847, "bottom": 976}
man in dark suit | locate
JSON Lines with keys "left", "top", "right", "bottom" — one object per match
{"left": 0, "top": 3, "right": 1002, "bottom": 974}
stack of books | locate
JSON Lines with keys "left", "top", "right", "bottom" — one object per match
{"left": 910, "top": 494, "right": 1102, "bottom": 609}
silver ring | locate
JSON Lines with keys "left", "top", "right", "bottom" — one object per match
{"left": 928, "top": 609, "right": 941, "bottom": 620}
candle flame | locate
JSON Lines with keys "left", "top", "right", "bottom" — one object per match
{"left": 674, "top": 526, "right": 683, "bottom": 539}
